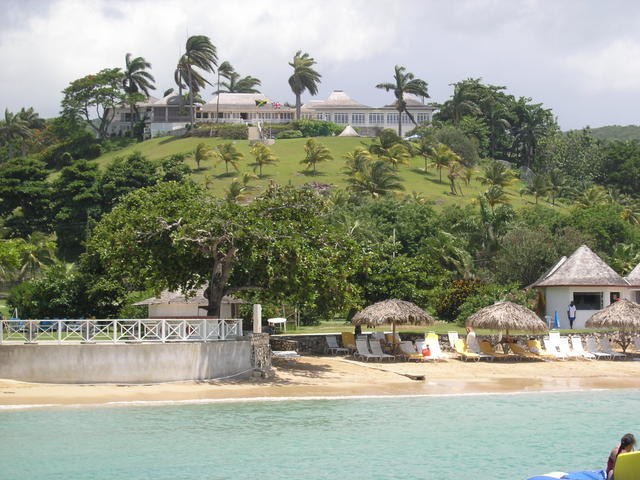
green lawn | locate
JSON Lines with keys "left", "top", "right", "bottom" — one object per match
{"left": 92, "top": 135, "right": 562, "bottom": 210}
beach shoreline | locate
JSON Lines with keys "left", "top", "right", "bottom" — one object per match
{"left": 2, "top": 355, "right": 640, "bottom": 410}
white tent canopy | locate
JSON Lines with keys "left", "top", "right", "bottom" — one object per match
{"left": 338, "top": 125, "right": 360, "bottom": 137}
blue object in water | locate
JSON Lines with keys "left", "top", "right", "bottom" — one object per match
{"left": 527, "top": 470, "right": 605, "bottom": 480}
{"left": 554, "top": 311, "right": 560, "bottom": 329}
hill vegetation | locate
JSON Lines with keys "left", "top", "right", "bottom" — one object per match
{"left": 583, "top": 125, "right": 640, "bottom": 141}
{"left": 4, "top": 34, "right": 640, "bottom": 328}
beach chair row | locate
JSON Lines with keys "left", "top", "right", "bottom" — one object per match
{"left": 326, "top": 333, "right": 451, "bottom": 361}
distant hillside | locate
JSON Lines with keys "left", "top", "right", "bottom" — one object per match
{"left": 584, "top": 125, "right": 640, "bottom": 141}
{"left": 92, "top": 135, "right": 545, "bottom": 210}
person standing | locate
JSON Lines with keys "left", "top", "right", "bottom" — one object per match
{"left": 465, "top": 326, "right": 480, "bottom": 354}
{"left": 606, "top": 433, "right": 635, "bottom": 480}
{"left": 567, "top": 301, "right": 577, "bottom": 329}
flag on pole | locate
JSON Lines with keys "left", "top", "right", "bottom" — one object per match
{"left": 272, "top": 102, "right": 281, "bottom": 109}
{"left": 255, "top": 99, "right": 267, "bottom": 107}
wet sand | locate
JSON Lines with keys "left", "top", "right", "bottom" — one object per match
{"left": 2, "top": 355, "right": 640, "bottom": 409}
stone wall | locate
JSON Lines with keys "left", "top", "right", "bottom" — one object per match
{"left": 249, "top": 333, "right": 272, "bottom": 376}
{"left": 0, "top": 341, "right": 252, "bottom": 384}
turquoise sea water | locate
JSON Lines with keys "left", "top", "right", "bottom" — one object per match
{"left": 1, "top": 389, "right": 639, "bottom": 480}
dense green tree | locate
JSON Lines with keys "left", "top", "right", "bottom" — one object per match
{"left": 174, "top": 35, "right": 218, "bottom": 128}
{"left": 159, "top": 154, "right": 192, "bottom": 182}
{"left": 98, "top": 152, "right": 158, "bottom": 211}
{"left": 600, "top": 139, "right": 640, "bottom": 194}
{"left": 61, "top": 68, "right": 128, "bottom": 139}
{"left": 300, "top": 138, "right": 332, "bottom": 174}
{"left": 52, "top": 160, "right": 101, "bottom": 259}
{"left": 288, "top": 51, "right": 322, "bottom": 120}
{"left": 376, "top": 65, "right": 429, "bottom": 136}
{"left": 0, "top": 157, "right": 51, "bottom": 236}
{"left": 564, "top": 205, "right": 636, "bottom": 254}
{"left": 536, "top": 130, "right": 604, "bottom": 184}
{"left": 439, "top": 80, "right": 482, "bottom": 125}
{"left": 435, "top": 125, "right": 479, "bottom": 167}
{"left": 86, "top": 182, "right": 362, "bottom": 317}
{"left": 510, "top": 98, "right": 556, "bottom": 168}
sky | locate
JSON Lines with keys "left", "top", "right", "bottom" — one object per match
{"left": 2, "top": 0, "right": 640, "bottom": 130}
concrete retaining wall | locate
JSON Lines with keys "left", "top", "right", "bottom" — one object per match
{"left": 0, "top": 341, "right": 252, "bottom": 384}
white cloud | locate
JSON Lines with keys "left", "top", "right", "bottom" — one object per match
{"left": 566, "top": 38, "right": 640, "bottom": 92}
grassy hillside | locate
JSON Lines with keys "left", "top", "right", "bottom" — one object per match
{"left": 93, "top": 135, "right": 550, "bottom": 210}
{"left": 585, "top": 125, "right": 640, "bottom": 141}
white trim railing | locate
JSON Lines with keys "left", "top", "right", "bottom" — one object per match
{"left": 0, "top": 319, "right": 243, "bottom": 344}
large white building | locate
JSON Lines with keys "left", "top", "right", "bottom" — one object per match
{"left": 110, "top": 90, "right": 436, "bottom": 137}
{"left": 532, "top": 245, "right": 640, "bottom": 329}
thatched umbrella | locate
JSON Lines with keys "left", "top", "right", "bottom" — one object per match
{"left": 352, "top": 299, "right": 435, "bottom": 352}
{"left": 465, "top": 301, "right": 548, "bottom": 335}
{"left": 585, "top": 299, "right": 640, "bottom": 352}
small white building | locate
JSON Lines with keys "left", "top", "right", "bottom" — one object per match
{"left": 532, "top": 245, "right": 633, "bottom": 329}
{"left": 134, "top": 288, "right": 247, "bottom": 319}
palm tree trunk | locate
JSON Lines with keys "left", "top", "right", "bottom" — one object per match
{"left": 187, "top": 66, "right": 195, "bottom": 129}
{"left": 296, "top": 93, "right": 301, "bottom": 120}
{"left": 397, "top": 107, "right": 402, "bottom": 137}
{"left": 215, "top": 71, "right": 220, "bottom": 123}
{"left": 130, "top": 103, "right": 136, "bottom": 137}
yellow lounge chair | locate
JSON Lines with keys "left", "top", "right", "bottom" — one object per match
{"left": 527, "top": 339, "right": 555, "bottom": 359}
{"left": 341, "top": 332, "right": 356, "bottom": 352}
{"left": 479, "top": 341, "right": 508, "bottom": 360}
{"left": 454, "top": 338, "right": 481, "bottom": 361}
{"left": 614, "top": 451, "right": 640, "bottom": 480}
{"left": 509, "top": 343, "right": 540, "bottom": 360}
{"left": 399, "top": 341, "right": 425, "bottom": 361}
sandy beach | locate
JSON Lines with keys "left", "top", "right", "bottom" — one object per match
{"left": 2, "top": 355, "right": 640, "bottom": 409}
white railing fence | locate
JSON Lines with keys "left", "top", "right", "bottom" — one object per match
{"left": 0, "top": 319, "right": 243, "bottom": 344}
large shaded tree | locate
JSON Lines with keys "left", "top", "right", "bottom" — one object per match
{"left": 376, "top": 65, "right": 429, "bottom": 136}
{"left": 86, "top": 182, "right": 362, "bottom": 317}
{"left": 61, "top": 68, "right": 128, "bottom": 139}
{"left": 288, "top": 50, "right": 321, "bottom": 120}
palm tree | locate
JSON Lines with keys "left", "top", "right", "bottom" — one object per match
{"left": 376, "top": 65, "right": 429, "bottom": 136}
{"left": 520, "top": 173, "right": 549, "bottom": 204}
{"left": 218, "top": 71, "right": 261, "bottom": 93}
{"left": 483, "top": 98, "right": 510, "bottom": 158}
{"left": 343, "top": 147, "right": 373, "bottom": 175}
{"left": 0, "top": 109, "right": 32, "bottom": 159}
{"left": 346, "top": 159, "right": 405, "bottom": 198}
{"left": 123, "top": 53, "right": 156, "bottom": 135}
{"left": 17, "top": 107, "right": 45, "bottom": 130}
{"left": 225, "top": 172, "right": 258, "bottom": 203}
{"left": 175, "top": 35, "right": 217, "bottom": 128}
{"left": 482, "top": 185, "right": 510, "bottom": 213}
{"left": 447, "top": 161, "right": 465, "bottom": 195}
{"left": 511, "top": 99, "right": 554, "bottom": 168}
{"left": 288, "top": 50, "right": 321, "bottom": 120}
{"left": 414, "top": 136, "right": 436, "bottom": 172}
{"left": 380, "top": 143, "right": 410, "bottom": 170}
{"left": 621, "top": 202, "right": 640, "bottom": 225}
{"left": 300, "top": 138, "right": 332, "bottom": 174}
{"left": 17, "top": 233, "right": 56, "bottom": 281}
{"left": 547, "top": 168, "right": 566, "bottom": 206}
{"left": 572, "top": 186, "right": 608, "bottom": 209}
{"left": 213, "top": 142, "right": 244, "bottom": 174}
{"left": 429, "top": 143, "right": 459, "bottom": 182}
{"left": 189, "top": 142, "right": 213, "bottom": 170}
{"left": 250, "top": 142, "right": 278, "bottom": 176}
{"left": 214, "top": 61, "right": 235, "bottom": 123}
{"left": 477, "top": 160, "right": 515, "bottom": 188}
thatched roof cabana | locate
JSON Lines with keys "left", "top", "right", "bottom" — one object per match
{"left": 352, "top": 299, "right": 434, "bottom": 327}
{"left": 624, "top": 263, "right": 640, "bottom": 287}
{"left": 466, "top": 301, "right": 548, "bottom": 333}
{"left": 531, "top": 245, "right": 628, "bottom": 288}
{"left": 585, "top": 299, "right": 640, "bottom": 330}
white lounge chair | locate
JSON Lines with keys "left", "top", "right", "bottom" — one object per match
{"left": 415, "top": 340, "right": 438, "bottom": 361}
{"left": 325, "top": 335, "right": 349, "bottom": 355}
{"left": 355, "top": 338, "right": 382, "bottom": 362}
{"left": 558, "top": 337, "right": 579, "bottom": 359}
{"left": 447, "top": 331, "right": 459, "bottom": 350}
{"left": 543, "top": 338, "right": 567, "bottom": 360}
{"left": 600, "top": 337, "right": 626, "bottom": 359}
{"left": 585, "top": 336, "right": 612, "bottom": 360}
{"left": 570, "top": 336, "right": 595, "bottom": 360}
{"left": 368, "top": 338, "right": 395, "bottom": 361}
{"left": 426, "top": 338, "right": 450, "bottom": 361}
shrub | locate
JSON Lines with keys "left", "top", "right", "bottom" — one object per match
{"left": 86, "top": 143, "right": 102, "bottom": 159}
{"left": 433, "top": 279, "right": 483, "bottom": 322}
{"left": 276, "top": 129, "right": 304, "bottom": 139}
{"left": 290, "top": 120, "right": 343, "bottom": 137}
{"left": 455, "top": 284, "right": 537, "bottom": 326}
{"left": 190, "top": 124, "right": 248, "bottom": 139}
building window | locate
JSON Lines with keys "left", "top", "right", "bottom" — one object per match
{"left": 573, "top": 292, "right": 603, "bottom": 310}
{"left": 351, "top": 113, "right": 365, "bottom": 124}
{"left": 334, "top": 113, "right": 348, "bottom": 124}
{"left": 387, "top": 113, "right": 398, "bottom": 124}
{"left": 416, "top": 113, "right": 430, "bottom": 124}
{"left": 368, "top": 113, "right": 384, "bottom": 124}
